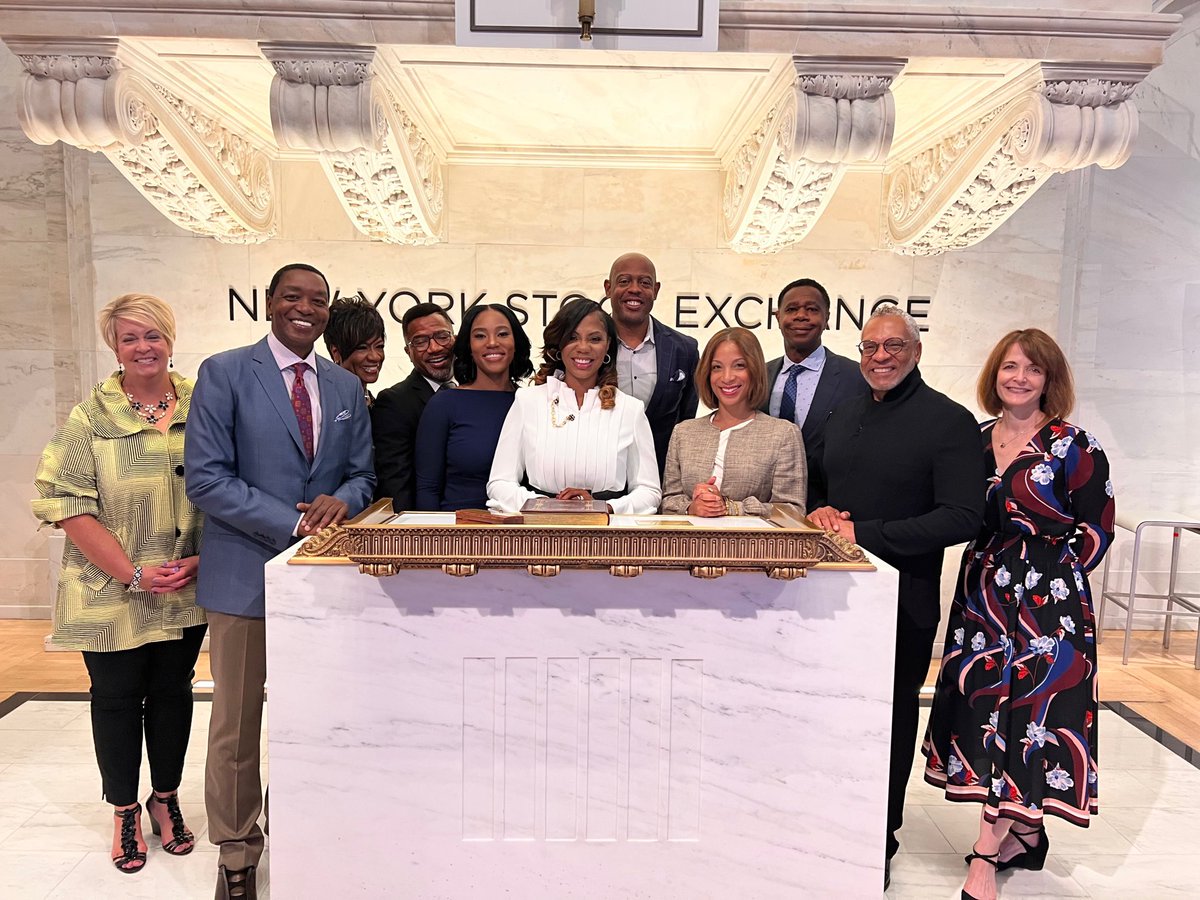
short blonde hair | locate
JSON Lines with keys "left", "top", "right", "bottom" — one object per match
{"left": 98, "top": 293, "right": 177, "bottom": 352}
{"left": 696, "top": 327, "right": 769, "bottom": 410}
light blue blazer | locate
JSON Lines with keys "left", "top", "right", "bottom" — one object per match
{"left": 185, "top": 337, "right": 375, "bottom": 617}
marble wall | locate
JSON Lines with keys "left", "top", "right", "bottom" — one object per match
{"left": 1, "top": 12, "right": 1196, "bottom": 622}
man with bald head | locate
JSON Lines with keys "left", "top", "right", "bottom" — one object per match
{"left": 605, "top": 252, "right": 699, "bottom": 475}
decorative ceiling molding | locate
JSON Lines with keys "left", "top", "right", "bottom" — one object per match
{"left": 883, "top": 64, "right": 1147, "bottom": 256}
{"left": 7, "top": 37, "right": 276, "bottom": 243}
{"left": 718, "top": 4, "right": 1181, "bottom": 43}
{"left": 262, "top": 42, "right": 446, "bottom": 245}
{"left": 723, "top": 57, "right": 903, "bottom": 254}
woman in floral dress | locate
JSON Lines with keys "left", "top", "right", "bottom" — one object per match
{"left": 922, "top": 328, "right": 1115, "bottom": 900}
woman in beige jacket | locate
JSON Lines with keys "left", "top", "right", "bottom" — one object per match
{"left": 661, "top": 327, "right": 806, "bottom": 518}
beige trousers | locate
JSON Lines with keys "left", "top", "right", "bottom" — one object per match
{"left": 204, "top": 610, "right": 268, "bottom": 870}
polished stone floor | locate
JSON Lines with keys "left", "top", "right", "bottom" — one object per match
{"left": 0, "top": 698, "right": 269, "bottom": 899}
{"left": 0, "top": 698, "right": 1195, "bottom": 898}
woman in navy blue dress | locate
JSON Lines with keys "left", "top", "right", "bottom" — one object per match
{"left": 415, "top": 304, "right": 533, "bottom": 510}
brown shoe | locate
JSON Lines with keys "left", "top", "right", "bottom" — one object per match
{"left": 215, "top": 865, "right": 257, "bottom": 900}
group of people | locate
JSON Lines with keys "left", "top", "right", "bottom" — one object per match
{"left": 33, "top": 252, "right": 1114, "bottom": 900}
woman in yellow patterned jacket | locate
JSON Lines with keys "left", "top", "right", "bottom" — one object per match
{"left": 33, "top": 294, "right": 205, "bottom": 875}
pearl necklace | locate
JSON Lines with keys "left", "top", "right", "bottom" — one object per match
{"left": 127, "top": 389, "right": 175, "bottom": 425}
{"left": 549, "top": 396, "right": 576, "bottom": 428}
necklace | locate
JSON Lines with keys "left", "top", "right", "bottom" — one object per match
{"left": 996, "top": 414, "right": 1045, "bottom": 449}
{"left": 549, "top": 396, "right": 576, "bottom": 428}
{"left": 127, "top": 388, "right": 175, "bottom": 425}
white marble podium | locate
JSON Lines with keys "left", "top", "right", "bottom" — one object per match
{"left": 265, "top": 545, "right": 897, "bottom": 898}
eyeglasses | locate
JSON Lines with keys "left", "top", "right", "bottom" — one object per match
{"left": 407, "top": 330, "right": 454, "bottom": 351}
{"left": 857, "top": 338, "right": 911, "bottom": 357}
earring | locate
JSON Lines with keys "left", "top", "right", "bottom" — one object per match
{"left": 118, "top": 361, "right": 124, "bottom": 375}
{"left": 169, "top": 356, "right": 174, "bottom": 370}
{"left": 603, "top": 354, "right": 612, "bottom": 365}
{"left": 547, "top": 349, "right": 560, "bottom": 361}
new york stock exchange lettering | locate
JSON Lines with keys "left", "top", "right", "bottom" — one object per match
{"left": 229, "top": 286, "right": 933, "bottom": 333}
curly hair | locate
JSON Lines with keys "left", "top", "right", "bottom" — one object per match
{"left": 533, "top": 298, "right": 619, "bottom": 410}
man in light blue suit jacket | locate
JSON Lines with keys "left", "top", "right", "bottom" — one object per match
{"left": 185, "top": 263, "right": 374, "bottom": 900}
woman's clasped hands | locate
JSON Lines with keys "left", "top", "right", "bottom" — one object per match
{"left": 688, "top": 476, "right": 727, "bottom": 518}
{"left": 140, "top": 556, "right": 199, "bottom": 594}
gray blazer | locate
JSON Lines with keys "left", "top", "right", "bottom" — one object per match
{"left": 185, "top": 336, "right": 376, "bottom": 617}
{"left": 660, "top": 412, "right": 806, "bottom": 517}
{"left": 762, "top": 348, "right": 867, "bottom": 505}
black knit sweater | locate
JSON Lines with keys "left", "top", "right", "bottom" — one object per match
{"left": 811, "top": 367, "right": 986, "bottom": 628}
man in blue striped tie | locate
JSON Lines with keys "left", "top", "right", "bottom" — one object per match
{"left": 761, "top": 278, "right": 867, "bottom": 507}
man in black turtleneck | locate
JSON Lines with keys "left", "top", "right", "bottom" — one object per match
{"left": 808, "top": 305, "right": 985, "bottom": 889}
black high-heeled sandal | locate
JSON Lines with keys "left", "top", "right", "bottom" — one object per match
{"left": 146, "top": 791, "right": 195, "bottom": 856}
{"left": 997, "top": 823, "right": 1048, "bottom": 872}
{"left": 111, "top": 803, "right": 147, "bottom": 874}
{"left": 961, "top": 846, "right": 999, "bottom": 900}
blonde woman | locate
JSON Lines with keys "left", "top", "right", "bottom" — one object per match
{"left": 33, "top": 294, "right": 205, "bottom": 873}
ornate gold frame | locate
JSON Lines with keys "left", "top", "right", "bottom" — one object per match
{"left": 292, "top": 501, "right": 873, "bottom": 579}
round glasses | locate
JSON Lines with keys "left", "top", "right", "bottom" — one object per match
{"left": 407, "top": 330, "right": 454, "bottom": 351}
{"left": 857, "top": 338, "right": 910, "bottom": 357}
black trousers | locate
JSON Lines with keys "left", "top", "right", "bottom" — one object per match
{"left": 82, "top": 624, "right": 207, "bottom": 807}
{"left": 887, "top": 610, "right": 939, "bottom": 859}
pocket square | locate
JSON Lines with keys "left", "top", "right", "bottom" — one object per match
{"left": 672, "top": 369, "right": 686, "bottom": 382}
{"left": 334, "top": 409, "right": 352, "bottom": 422}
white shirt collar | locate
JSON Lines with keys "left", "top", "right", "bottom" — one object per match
{"left": 619, "top": 317, "right": 655, "bottom": 351}
{"left": 267, "top": 332, "right": 318, "bottom": 373}
{"left": 785, "top": 343, "right": 827, "bottom": 373}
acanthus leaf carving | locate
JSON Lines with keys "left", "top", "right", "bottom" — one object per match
{"left": 885, "top": 80, "right": 1140, "bottom": 255}
{"left": 264, "top": 43, "right": 445, "bottom": 245}
{"left": 1042, "top": 79, "right": 1137, "bottom": 108}
{"left": 12, "top": 42, "right": 276, "bottom": 243}
{"left": 724, "top": 67, "right": 898, "bottom": 254}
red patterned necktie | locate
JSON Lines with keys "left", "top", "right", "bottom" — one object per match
{"left": 289, "top": 362, "right": 314, "bottom": 463}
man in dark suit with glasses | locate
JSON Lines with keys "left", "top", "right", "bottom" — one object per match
{"left": 372, "top": 303, "right": 456, "bottom": 509}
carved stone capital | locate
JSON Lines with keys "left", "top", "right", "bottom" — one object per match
{"left": 884, "top": 77, "right": 1141, "bottom": 255}
{"left": 7, "top": 38, "right": 275, "bottom": 243}
{"left": 262, "top": 42, "right": 445, "bottom": 245}
{"left": 723, "top": 60, "right": 902, "bottom": 254}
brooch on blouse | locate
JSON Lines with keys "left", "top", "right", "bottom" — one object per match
{"left": 549, "top": 397, "right": 576, "bottom": 428}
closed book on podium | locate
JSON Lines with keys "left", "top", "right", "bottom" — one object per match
{"left": 520, "top": 497, "right": 610, "bottom": 525}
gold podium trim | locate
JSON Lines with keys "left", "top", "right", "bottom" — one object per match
{"left": 291, "top": 500, "right": 874, "bottom": 578}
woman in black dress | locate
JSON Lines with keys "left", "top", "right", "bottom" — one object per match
{"left": 922, "top": 329, "right": 1115, "bottom": 900}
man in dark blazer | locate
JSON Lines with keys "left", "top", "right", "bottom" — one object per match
{"left": 605, "top": 252, "right": 699, "bottom": 475}
{"left": 761, "top": 277, "right": 867, "bottom": 508}
{"left": 186, "top": 263, "right": 375, "bottom": 900}
{"left": 371, "top": 302, "right": 455, "bottom": 508}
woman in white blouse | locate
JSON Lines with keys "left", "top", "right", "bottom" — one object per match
{"left": 487, "top": 298, "right": 661, "bottom": 514}
{"left": 661, "top": 327, "right": 806, "bottom": 517}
